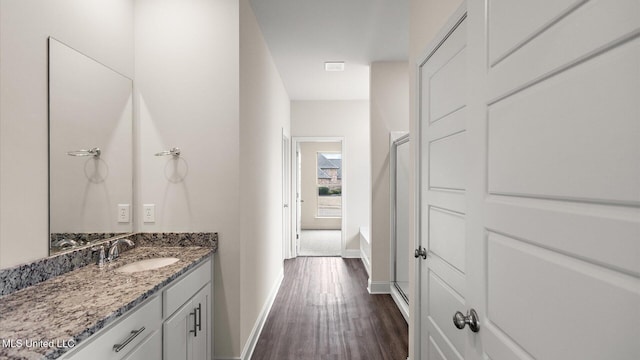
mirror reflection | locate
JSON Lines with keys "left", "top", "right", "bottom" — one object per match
{"left": 48, "top": 38, "right": 133, "bottom": 253}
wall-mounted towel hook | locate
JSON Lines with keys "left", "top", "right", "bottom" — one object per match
{"left": 155, "top": 147, "right": 181, "bottom": 157}
{"left": 67, "top": 147, "right": 101, "bottom": 157}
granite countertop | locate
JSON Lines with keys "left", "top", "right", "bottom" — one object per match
{"left": 0, "top": 246, "right": 214, "bottom": 360}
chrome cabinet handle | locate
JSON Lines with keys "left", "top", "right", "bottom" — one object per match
{"left": 113, "top": 327, "right": 145, "bottom": 352}
{"left": 189, "top": 303, "right": 202, "bottom": 337}
{"left": 414, "top": 246, "right": 427, "bottom": 260}
{"left": 453, "top": 309, "right": 480, "bottom": 332}
{"left": 196, "top": 303, "right": 202, "bottom": 332}
{"left": 189, "top": 309, "right": 198, "bottom": 337}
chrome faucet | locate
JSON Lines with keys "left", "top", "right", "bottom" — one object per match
{"left": 107, "top": 238, "right": 135, "bottom": 262}
{"left": 92, "top": 245, "right": 106, "bottom": 266}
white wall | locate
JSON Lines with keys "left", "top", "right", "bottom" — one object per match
{"left": 408, "top": 1, "right": 464, "bottom": 359}
{"left": 300, "top": 142, "right": 342, "bottom": 230}
{"left": 239, "top": 0, "right": 290, "bottom": 356}
{"left": 134, "top": 0, "right": 240, "bottom": 357}
{"left": 369, "top": 61, "right": 409, "bottom": 289}
{"left": 0, "top": 0, "right": 134, "bottom": 268}
{"left": 291, "top": 100, "right": 370, "bottom": 253}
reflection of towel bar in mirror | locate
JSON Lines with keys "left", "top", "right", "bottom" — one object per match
{"left": 67, "top": 147, "right": 101, "bottom": 157}
{"left": 155, "top": 147, "right": 181, "bottom": 157}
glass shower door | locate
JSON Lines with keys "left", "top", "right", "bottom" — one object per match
{"left": 392, "top": 134, "right": 410, "bottom": 303}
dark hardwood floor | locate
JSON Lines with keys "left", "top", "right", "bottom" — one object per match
{"left": 251, "top": 257, "right": 409, "bottom": 360}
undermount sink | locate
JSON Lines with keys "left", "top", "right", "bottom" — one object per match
{"left": 115, "top": 257, "right": 179, "bottom": 273}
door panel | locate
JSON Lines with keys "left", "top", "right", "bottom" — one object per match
{"left": 486, "top": 232, "right": 639, "bottom": 360}
{"left": 429, "top": 48, "right": 468, "bottom": 122}
{"left": 488, "top": 0, "right": 640, "bottom": 100}
{"left": 428, "top": 337, "right": 449, "bottom": 360}
{"left": 429, "top": 207, "right": 466, "bottom": 273}
{"left": 488, "top": 0, "right": 584, "bottom": 65}
{"left": 488, "top": 37, "right": 640, "bottom": 205}
{"left": 428, "top": 272, "right": 466, "bottom": 355}
{"left": 467, "top": 1, "right": 640, "bottom": 360}
{"left": 419, "top": 13, "right": 468, "bottom": 360}
{"left": 429, "top": 132, "right": 467, "bottom": 191}
{"left": 485, "top": 200, "right": 640, "bottom": 276}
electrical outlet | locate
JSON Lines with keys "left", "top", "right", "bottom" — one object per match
{"left": 118, "top": 204, "right": 130, "bottom": 223}
{"left": 143, "top": 204, "right": 155, "bottom": 223}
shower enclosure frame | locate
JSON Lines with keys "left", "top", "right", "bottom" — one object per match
{"left": 390, "top": 132, "right": 410, "bottom": 320}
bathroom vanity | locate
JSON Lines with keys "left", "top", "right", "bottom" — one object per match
{"left": 61, "top": 257, "right": 212, "bottom": 360}
{"left": 0, "top": 242, "right": 215, "bottom": 360}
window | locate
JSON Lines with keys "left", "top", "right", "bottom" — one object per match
{"left": 316, "top": 152, "right": 342, "bottom": 217}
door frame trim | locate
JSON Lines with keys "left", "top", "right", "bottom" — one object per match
{"left": 290, "top": 136, "right": 346, "bottom": 258}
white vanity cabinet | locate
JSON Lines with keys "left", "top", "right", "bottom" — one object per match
{"left": 163, "top": 257, "right": 212, "bottom": 360}
{"left": 62, "top": 296, "right": 162, "bottom": 360}
{"left": 120, "top": 329, "right": 162, "bottom": 360}
{"left": 163, "top": 283, "right": 211, "bottom": 360}
{"left": 60, "top": 257, "right": 212, "bottom": 360}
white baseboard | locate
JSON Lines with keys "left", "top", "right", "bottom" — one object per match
{"left": 342, "top": 248, "right": 361, "bottom": 258}
{"left": 214, "top": 357, "right": 241, "bottom": 360}
{"left": 240, "top": 269, "right": 284, "bottom": 360}
{"left": 360, "top": 248, "right": 371, "bottom": 277}
{"left": 367, "top": 279, "right": 390, "bottom": 294}
{"left": 390, "top": 285, "right": 409, "bottom": 323}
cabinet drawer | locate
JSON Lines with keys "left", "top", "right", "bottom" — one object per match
{"left": 163, "top": 259, "right": 211, "bottom": 318}
{"left": 64, "top": 296, "right": 161, "bottom": 360}
{"left": 121, "top": 329, "right": 161, "bottom": 360}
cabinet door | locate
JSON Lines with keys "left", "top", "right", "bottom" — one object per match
{"left": 164, "top": 283, "right": 211, "bottom": 360}
{"left": 122, "top": 330, "right": 161, "bottom": 360}
{"left": 163, "top": 299, "right": 193, "bottom": 360}
{"left": 191, "top": 283, "right": 211, "bottom": 360}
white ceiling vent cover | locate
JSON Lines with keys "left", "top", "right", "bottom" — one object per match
{"left": 324, "top": 62, "right": 345, "bottom": 71}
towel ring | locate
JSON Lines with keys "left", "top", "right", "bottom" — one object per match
{"left": 155, "top": 147, "right": 181, "bottom": 157}
{"left": 67, "top": 147, "right": 101, "bottom": 157}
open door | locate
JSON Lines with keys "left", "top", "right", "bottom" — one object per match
{"left": 415, "top": 2, "right": 640, "bottom": 360}
{"left": 282, "top": 131, "right": 291, "bottom": 259}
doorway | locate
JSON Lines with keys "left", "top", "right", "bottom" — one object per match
{"left": 414, "top": 2, "right": 639, "bottom": 359}
{"left": 291, "top": 137, "right": 345, "bottom": 257}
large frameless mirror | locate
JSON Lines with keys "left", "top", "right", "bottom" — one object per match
{"left": 48, "top": 37, "right": 133, "bottom": 254}
{"left": 391, "top": 133, "right": 410, "bottom": 303}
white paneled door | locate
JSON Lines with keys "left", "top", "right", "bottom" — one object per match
{"left": 417, "top": 1, "right": 640, "bottom": 360}
{"left": 418, "top": 11, "right": 469, "bottom": 360}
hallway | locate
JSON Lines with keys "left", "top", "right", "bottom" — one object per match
{"left": 299, "top": 230, "right": 342, "bottom": 256}
{"left": 252, "top": 257, "right": 408, "bottom": 360}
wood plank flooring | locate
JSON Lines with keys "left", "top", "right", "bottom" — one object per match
{"left": 251, "top": 257, "right": 408, "bottom": 360}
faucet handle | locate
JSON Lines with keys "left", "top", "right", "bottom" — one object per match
{"left": 91, "top": 245, "right": 106, "bottom": 266}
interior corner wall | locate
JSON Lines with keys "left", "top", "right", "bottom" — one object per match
{"left": 291, "top": 100, "right": 370, "bottom": 253}
{"left": 239, "top": 0, "right": 290, "bottom": 356}
{"left": 408, "top": 1, "right": 464, "bottom": 359}
{"left": 0, "top": 0, "right": 134, "bottom": 269}
{"left": 134, "top": 0, "right": 241, "bottom": 357}
{"left": 369, "top": 61, "right": 409, "bottom": 286}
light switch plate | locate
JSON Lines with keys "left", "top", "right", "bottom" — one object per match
{"left": 143, "top": 204, "right": 155, "bottom": 223}
{"left": 118, "top": 204, "right": 130, "bottom": 223}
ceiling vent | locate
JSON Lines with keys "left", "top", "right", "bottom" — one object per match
{"left": 324, "top": 61, "right": 345, "bottom": 71}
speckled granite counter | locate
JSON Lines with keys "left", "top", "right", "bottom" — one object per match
{"left": 0, "top": 246, "right": 214, "bottom": 360}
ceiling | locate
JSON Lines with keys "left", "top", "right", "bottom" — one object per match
{"left": 249, "top": 0, "right": 409, "bottom": 100}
